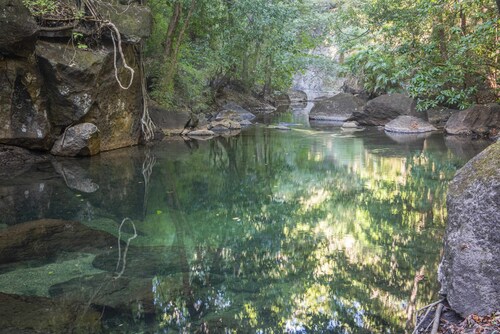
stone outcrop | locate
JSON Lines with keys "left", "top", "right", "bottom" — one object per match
{"left": 350, "top": 93, "right": 419, "bottom": 126}
{"left": 438, "top": 141, "right": 500, "bottom": 317}
{"left": 445, "top": 104, "right": 500, "bottom": 138}
{"left": 309, "top": 93, "right": 366, "bottom": 122}
{"left": 51, "top": 123, "right": 100, "bottom": 157}
{"left": 385, "top": 115, "right": 437, "bottom": 133}
{"left": 0, "top": 1, "right": 151, "bottom": 154}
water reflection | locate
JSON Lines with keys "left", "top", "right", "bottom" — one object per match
{"left": 0, "top": 125, "right": 490, "bottom": 333}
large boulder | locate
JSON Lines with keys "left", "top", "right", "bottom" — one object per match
{"left": 0, "top": 0, "right": 38, "bottom": 56}
{"left": 384, "top": 115, "right": 437, "bottom": 133}
{"left": 426, "top": 107, "right": 456, "bottom": 129}
{"left": 51, "top": 123, "right": 100, "bottom": 157}
{"left": 0, "top": 58, "right": 51, "bottom": 149}
{"left": 445, "top": 104, "right": 500, "bottom": 138}
{"left": 36, "top": 41, "right": 143, "bottom": 151}
{"left": 438, "top": 141, "right": 500, "bottom": 317}
{"left": 148, "top": 102, "right": 190, "bottom": 136}
{"left": 309, "top": 93, "right": 366, "bottom": 122}
{"left": 216, "top": 102, "right": 256, "bottom": 122}
{"left": 350, "top": 93, "right": 419, "bottom": 126}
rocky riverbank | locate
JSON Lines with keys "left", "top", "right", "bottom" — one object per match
{"left": 0, "top": 0, "right": 151, "bottom": 157}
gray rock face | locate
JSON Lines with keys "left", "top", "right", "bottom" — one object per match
{"left": 426, "top": 107, "right": 456, "bottom": 129}
{"left": 0, "top": 59, "right": 51, "bottom": 150}
{"left": 350, "top": 93, "right": 419, "bottom": 126}
{"left": 445, "top": 104, "right": 500, "bottom": 138}
{"left": 0, "top": 0, "right": 38, "bottom": 56}
{"left": 216, "top": 102, "right": 256, "bottom": 122}
{"left": 309, "top": 93, "right": 366, "bottom": 122}
{"left": 51, "top": 123, "right": 100, "bottom": 157}
{"left": 98, "top": 2, "right": 153, "bottom": 44}
{"left": 438, "top": 141, "right": 500, "bottom": 317}
{"left": 385, "top": 115, "right": 437, "bottom": 133}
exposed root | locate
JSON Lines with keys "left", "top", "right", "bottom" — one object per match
{"left": 108, "top": 24, "right": 134, "bottom": 90}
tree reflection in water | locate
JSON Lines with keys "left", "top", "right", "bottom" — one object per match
{"left": 141, "top": 127, "right": 469, "bottom": 333}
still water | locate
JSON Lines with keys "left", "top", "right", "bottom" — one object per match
{"left": 0, "top": 113, "right": 490, "bottom": 333}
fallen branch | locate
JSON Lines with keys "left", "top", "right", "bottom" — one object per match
{"left": 430, "top": 303, "right": 444, "bottom": 334}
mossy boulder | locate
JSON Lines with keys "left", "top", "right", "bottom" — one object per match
{"left": 438, "top": 141, "right": 500, "bottom": 317}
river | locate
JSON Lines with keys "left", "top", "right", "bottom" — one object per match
{"left": 0, "top": 107, "right": 490, "bottom": 333}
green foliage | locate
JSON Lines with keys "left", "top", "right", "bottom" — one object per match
{"left": 145, "top": 0, "right": 332, "bottom": 109}
{"left": 22, "top": 0, "right": 57, "bottom": 16}
{"left": 333, "top": 0, "right": 500, "bottom": 109}
{"left": 71, "top": 32, "right": 88, "bottom": 50}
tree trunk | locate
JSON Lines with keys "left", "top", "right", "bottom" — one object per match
{"left": 165, "top": 0, "right": 196, "bottom": 90}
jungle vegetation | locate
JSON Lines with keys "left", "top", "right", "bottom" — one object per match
{"left": 22, "top": 0, "right": 500, "bottom": 111}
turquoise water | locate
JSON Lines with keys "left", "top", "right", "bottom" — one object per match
{"left": 0, "top": 116, "right": 489, "bottom": 333}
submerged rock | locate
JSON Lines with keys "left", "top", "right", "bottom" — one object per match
{"left": 309, "top": 93, "right": 366, "bottom": 122}
{"left": 445, "top": 104, "right": 500, "bottom": 138}
{"left": 438, "top": 141, "right": 500, "bottom": 317}
{"left": 49, "top": 273, "right": 155, "bottom": 316}
{"left": 0, "top": 219, "right": 118, "bottom": 264}
{"left": 350, "top": 93, "right": 419, "bottom": 126}
{"left": 51, "top": 123, "right": 100, "bottom": 157}
{"left": 384, "top": 115, "right": 437, "bottom": 133}
{"left": 0, "top": 292, "right": 101, "bottom": 333}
